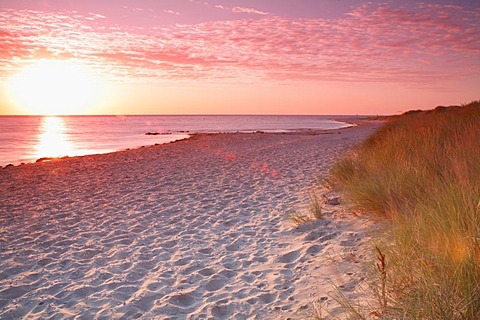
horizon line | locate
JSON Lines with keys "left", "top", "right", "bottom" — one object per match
{"left": 0, "top": 113, "right": 380, "bottom": 117}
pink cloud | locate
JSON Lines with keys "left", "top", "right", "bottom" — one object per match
{"left": 0, "top": 4, "right": 478, "bottom": 86}
{"left": 190, "top": 0, "right": 269, "bottom": 16}
{"left": 163, "top": 9, "right": 180, "bottom": 15}
{"left": 231, "top": 6, "right": 269, "bottom": 16}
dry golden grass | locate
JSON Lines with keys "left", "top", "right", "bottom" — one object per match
{"left": 289, "top": 191, "right": 323, "bottom": 225}
{"left": 289, "top": 211, "right": 313, "bottom": 225}
{"left": 309, "top": 192, "right": 323, "bottom": 220}
{"left": 331, "top": 101, "right": 480, "bottom": 319}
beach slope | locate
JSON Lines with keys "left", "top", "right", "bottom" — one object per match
{"left": 0, "top": 122, "right": 380, "bottom": 319}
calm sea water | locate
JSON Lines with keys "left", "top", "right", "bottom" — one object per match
{"left": 0, "top": 115, "right": 353, "bottom": 166}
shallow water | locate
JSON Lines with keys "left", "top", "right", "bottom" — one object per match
{"left": 0, "top": 115, "right": 353, "bottom": 166}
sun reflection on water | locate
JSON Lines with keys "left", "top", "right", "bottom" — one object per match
{"left": 35, "top": 117, "right": 75, "bottom": 160}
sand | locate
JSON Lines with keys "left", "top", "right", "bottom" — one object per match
{"left": 0, "top": 121, "right": 382, "bottom": 319}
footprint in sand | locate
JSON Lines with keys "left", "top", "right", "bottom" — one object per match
{"left": 168, "top": 292, "right": 196, "bottom": 307}
{"left": 222, "top": 260, "right": 242, "bottom": 270}
{"left": 303, "top": 230, "right": 327, "bottom": 241}
{"left": 276, "top": 250, "right": 300, "bottom": 264}
{"left": 242, "top": 260, "right": 253, "bottom": 268}
{"left": 306, "top": 244, "right": 324, "bottom": 255}
{"left": 173, "top": 257, "right": 190, "bottom": 266}
{"left": 225, "top": 243, "right": 240, "bottom": 251}
{"left": 211, "top": 303, "right": 232, "bottom": 318}
{"left": 198, "top": 248, "right": 213, "bottom": 255}
{"left": 219, "top": 269, "right": 237, "bottom": 279}
{"left": 136, "top": 294, "right": 160, "bottom": 312}
{"left": 199, "top": 268, "right": 216, "bottom": 277}
{"left": 241, "top": 274, "right": 255, "bottom": 284}
{"left": 251, "top": 270, "right": 264, "bottom": 277}
{"left": 180, "top": 263, "right": 204, "bottom": 275}
{"left": 258, "top": 293, "right": 277, "bottom": 304}
{"left": 146, "top": 281, "right": 164, "bottom": 291}
{"left": 253, "top": 256, "right": 268, "bottom": 263}
{"left": 205, "top": 276, "right": 227, "bottom": 292}
{"left": 319, "top": 232, "right": 338, "bottom": 242}
{"left": 160, "top": 239, "right": 177, "bottom": 248}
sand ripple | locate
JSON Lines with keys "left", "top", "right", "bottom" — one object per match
{"left": 0, "top": 123, "right": 381, "bottom": 319}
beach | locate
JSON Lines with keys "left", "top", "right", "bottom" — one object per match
{"left": 0, "top": 121, "right": 381, "bottom": 319}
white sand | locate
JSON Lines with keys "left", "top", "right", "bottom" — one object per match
{"left": 0, "top": 122, "right": 381, "bottom": 319}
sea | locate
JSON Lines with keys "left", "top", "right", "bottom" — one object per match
{"left": 0, "top": 115, "right": 355, "bottom": 166}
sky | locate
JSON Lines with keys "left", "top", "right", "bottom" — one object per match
{"left": 0, "top": 0, "right": 478, "bottom": 115}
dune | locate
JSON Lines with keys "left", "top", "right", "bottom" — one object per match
{"left": 0, "top": 121, "right": 381, "bottom": 319}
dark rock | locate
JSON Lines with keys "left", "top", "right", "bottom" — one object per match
{"left": 146, "top": 132, "right": 172, "bottom": 135}
{"left": 323, "top": 195, "right": 340, "bottom": 205}
{"left": 327, "top": 197, "right": 341, "bottom": 205}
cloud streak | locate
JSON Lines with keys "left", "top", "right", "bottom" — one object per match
{"left": 0, "top": 3, "right": 478, "bottom": 86}
{"left": 190, "top": 0, "right": 269, "bottom": 16}
{"left": 230, "top": 6, "right": 269, "bottom": 15}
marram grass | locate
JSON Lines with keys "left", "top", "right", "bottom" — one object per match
{"left": 309, "top": 192, "right": 323, "bottom": 220}
{"left": 288, "top": 191, "right": 323, "bottom": 225}
{"left": 331, "top": 101, "right": 480, "bottom": 319}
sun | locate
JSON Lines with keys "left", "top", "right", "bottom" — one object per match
{"left": 7, "top": 59, "right": 103, "bottom": 115}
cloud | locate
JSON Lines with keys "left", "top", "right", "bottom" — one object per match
{"left": 0, "top": 3, "right": 478, "bottom": 85}
{"left": 231, "top": 6, "right": 268, "bottom": 16}
{"left": 163, "top": 9, "right": 180, "bottom": 16}
{"left": 190, "top": 0, "right": 270, "bottom": 16}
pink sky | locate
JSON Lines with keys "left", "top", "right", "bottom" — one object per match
{"left": 0, "top": 0, "right": 479, "bottom": 115}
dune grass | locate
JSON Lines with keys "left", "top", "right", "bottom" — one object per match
{"left": 330, "top": 101, "right": 480, "bottom": 318}
{"left": 289, "top": 191, "right": 324, "bottom": 225}
{"left": 309, "top": 192, "right": 323, "bottom": 220}
{"left": 289, "top": 210, "right": 313, "bottom": 226}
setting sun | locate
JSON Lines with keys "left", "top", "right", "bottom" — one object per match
{"left": 7, "top": 59, "right": 103, "bottom": 115}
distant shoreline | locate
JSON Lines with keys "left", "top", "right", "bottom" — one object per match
{"left": 0, "top": 115, "right": 362, "bottom": 168}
